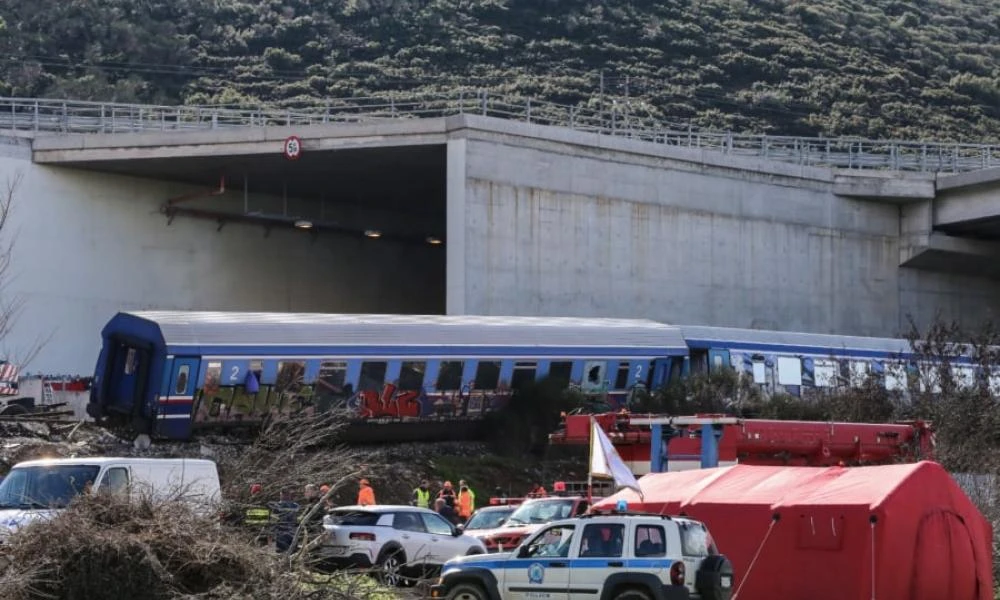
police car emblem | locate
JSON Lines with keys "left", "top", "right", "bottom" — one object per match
{"left": 528, "top": 562, "right": 545, "bottom": 584}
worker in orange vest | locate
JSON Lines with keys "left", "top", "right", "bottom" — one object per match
{"left": 457, "top": 481, "right": 475, "bottom": 521}
{"left": 357, "top": 478, "right": 376, "bottom": 506}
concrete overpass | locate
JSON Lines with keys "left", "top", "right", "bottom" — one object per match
{"left": 2, "top": 94, "right": 1000, "bottom": 372}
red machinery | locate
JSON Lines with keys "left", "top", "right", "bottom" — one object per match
{"left": 548, "top": 411, "right": 935, "bottom": 474}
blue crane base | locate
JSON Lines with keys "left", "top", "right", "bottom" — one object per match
{"left": 650, "top": 423, "right": 725, "bottom": 472}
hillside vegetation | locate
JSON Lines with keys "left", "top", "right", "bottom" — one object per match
{"left": 1, "top": 0, "right": 1000, "bottom": 140}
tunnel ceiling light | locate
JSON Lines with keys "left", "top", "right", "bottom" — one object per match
{"left": 294, "top": 220, "right": 313, "bottom": 229}
{"left": 426, "top": 236, "right": 443, "bottom": 245}
{"left": 364, "top": 229, "right": 382, "bottom": 238}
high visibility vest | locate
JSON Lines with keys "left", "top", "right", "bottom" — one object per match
{"left": 458, "top": 491, "right": 474, "bottom": 518}
{"left": 413, "top": 488, "right": 430, "bottom": 508}
{"left": 358, "top": 486, "right": 376, "bottom": 506}
{"left": 244, "top": 506, "right": 271, "bottom": 526}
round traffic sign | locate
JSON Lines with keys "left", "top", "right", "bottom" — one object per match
{"left": 283, "top": 135, "right": 302, "bottom": 160}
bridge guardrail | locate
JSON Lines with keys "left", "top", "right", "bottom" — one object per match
{"left": 0, "top": 93, "right": 996, "bottom": 173}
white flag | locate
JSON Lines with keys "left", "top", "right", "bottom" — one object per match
{"left": 589, "top": 417, "right": 644, "bottom": 499}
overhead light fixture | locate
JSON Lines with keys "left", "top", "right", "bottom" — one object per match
{"left": 294, "top": 220, "right": 313, "bottom": 229}
{"left": 426, "top": 236, "right": 442, "bottom": 245}
{"left": 364, "top": 230, "right": 382, "bottom": 238}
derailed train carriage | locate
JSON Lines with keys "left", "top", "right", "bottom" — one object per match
{"left": 86, "top": 311, "right": 987, "bottom": 442}
{"left": 85, "top": 312, "right": 689, "bottom": 441}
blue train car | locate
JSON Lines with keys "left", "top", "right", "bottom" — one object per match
{"left": 678, "top": 325, "right": 983, "bottom": 396}
{"left": 87, "top": 311, "right": 690, "bottom": 441}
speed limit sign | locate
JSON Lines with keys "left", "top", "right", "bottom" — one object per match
{"left": 282, "top": 135, "right": 303, "bottom": 160}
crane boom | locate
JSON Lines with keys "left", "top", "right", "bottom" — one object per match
{"left": 549, "top": 411, "right": 934, "bottom": 474}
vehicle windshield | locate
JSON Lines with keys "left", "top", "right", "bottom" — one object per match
{"left": 505, "top": 499, "right": 576, "bottom": 525}
{"left": 0, "top": 465, "right": 100, "bottom": 510}
{"left": 465, "top": 508, "right": 514, "bottom": 531}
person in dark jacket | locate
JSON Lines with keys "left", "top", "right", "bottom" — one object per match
{"left": 272, "top": 488, "right": 300, "bottom": 553}
{"left": 434, "top": 497, "right": 459, "bottom": 525}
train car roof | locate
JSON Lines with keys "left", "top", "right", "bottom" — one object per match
{"left": 103, "top": 311, "right": 689, "bottom": 356}
{"left": 679, "top": 325, "right": 914, "bottom": 357}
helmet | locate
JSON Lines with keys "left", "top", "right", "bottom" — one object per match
{"left": 320, "top": 485, "right": 330, "bottom": 494}
{"left": 249, "top": 483, "right": 262, "bottom": 495}
{"left": 360, "top": 478, "right": 370, "bottom": 485}
{"left": 443, "top": 481, "right": 453, "bottom": 488}
{"left": 553, "top": 481, "right": 566, "bottom": 492}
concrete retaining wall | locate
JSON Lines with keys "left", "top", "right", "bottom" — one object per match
{"left": 450, "top": 134, "right": 1000, "bottom": 337}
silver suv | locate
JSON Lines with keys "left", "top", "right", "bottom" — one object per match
{"left": 318, "top": 505, "right": 487, "bottom": 586}
{"left": 429, "top": 512, "right": 734, "bottom": 600}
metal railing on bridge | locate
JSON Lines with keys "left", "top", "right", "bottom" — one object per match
{"left": 1, "top": 92, "right": 996, "bottom": 173}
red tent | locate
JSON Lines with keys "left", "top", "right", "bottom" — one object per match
{"left": 591, "top": 461, "right": 992, "bottom": 600}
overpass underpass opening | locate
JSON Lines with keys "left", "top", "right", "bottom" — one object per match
{"left": 70, "top": 143, "right": 448, "bottom": 315}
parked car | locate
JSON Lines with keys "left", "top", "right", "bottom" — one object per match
{"left": 471, "top": 496, "right": 593, "bottom": 552}
{"left": 459, "top": 505, "right": 515, "bottom": 534}
{"left": 432, "top": 511, "right": 734, "bottom": 600}
{"left": 0, "top": 457, "right": 222, "bottom": 540}
{"left": 317, "top": 505, "right": 487, "bottom": 586}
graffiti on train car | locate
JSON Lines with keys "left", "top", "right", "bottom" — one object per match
{"left": 189, "top": 377, "right": 516, "bottom": 425}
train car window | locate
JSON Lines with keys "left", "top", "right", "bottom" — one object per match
{"left": 436, "top": 361, "right": 463, "bottom": 391}
{"left": 988, "top": 368, "right": 1000, "bottom": 396}
{"left": 954, "top": 366, "right": 975, "bottom": 390}
{"left": 849, "top": 361, "right": 870, "bottom": 387}
{"left": 250, "top": 360, "right": 263, "bottom": 382}
{"left": 918, "top": 364, "right": 941, "bottom": 394}
{"left": 316, "top": 361, "right": 347, "bottom": 397}
{"left": 751, "top": 360, "right": 766, "bottom": 384}
{"left": 885, "top": 362, "right": 906, "bottom": 391}
{"left": 776, "top": 357, "right": 802, "bottom": 386}
{"left": 124, "top": 348, "right": 137, "bottom": 375}
{"left": 614, "top": 362, "right": 630, "bottom": 389}
{"left": 399, "top": 361, "right": 426, "bottom": 391}
{"left": 511, "top": 362, "right": 537, "bottom": 390}
{"left": 474, "top": 361, "right": 501, "bottom": 390}
{"left": 359, "top": 361, "right": 388, "bottom": 392}
{"left": 276, "top": 361, "right": 306, "bottom": 394}
{"left": 582, "top": 361, "right": 606, "bottom": 393}
{"left": 174, "top": 366, "right": 190, "bottom": 395}
{"left": 204, "top": 362, "right": 222, "bottom": 395}
{"left": 813, "top": 360, "right": 837, "bottom": 387}
{"left": 548, "top": 362, "right": 573, "bottom": 387}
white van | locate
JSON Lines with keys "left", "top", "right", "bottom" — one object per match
{"left": 0, "top": 457, "right": 222, "bottom": 538}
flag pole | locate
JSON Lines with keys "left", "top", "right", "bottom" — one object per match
{"left": 587, "top": 418, "right": 593, "bottom": 506}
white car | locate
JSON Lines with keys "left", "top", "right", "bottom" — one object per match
{"left": 430, "top": 512, "right": 734, "bottom": 600}
{"left": 0, "top": 457, "right": 221, "bottom": 542}
{"left": 318, "top": 504, "right": 487, "bottom": 585}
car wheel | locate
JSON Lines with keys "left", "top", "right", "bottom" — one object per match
{"left": 613, "top": 588, "right": 653, "bottom": 600}
{"left": 695, "top": 555, "right": 735, "bottom": 600}
{"left": 376, "top": 547, "right": 406, "bottom": 587}
{"left": 446, "top": 582, "right": 489, "bottom": 600}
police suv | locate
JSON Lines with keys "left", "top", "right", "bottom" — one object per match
{"left": 430, "top": 511, "right": 734, "bottom": 600}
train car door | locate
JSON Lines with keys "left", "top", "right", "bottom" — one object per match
{"left": 106, "top": 339, "right": 151, "bottom": 414}
{"left": 708, "top": 349, "right": 731, "bottom": 372}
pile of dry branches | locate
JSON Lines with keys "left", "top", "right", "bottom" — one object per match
{"left": 0, "top": 409, "right": 394, "bottom": 600}
{"left": 0, "top": 493, "right": 271, "bottom": 600}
